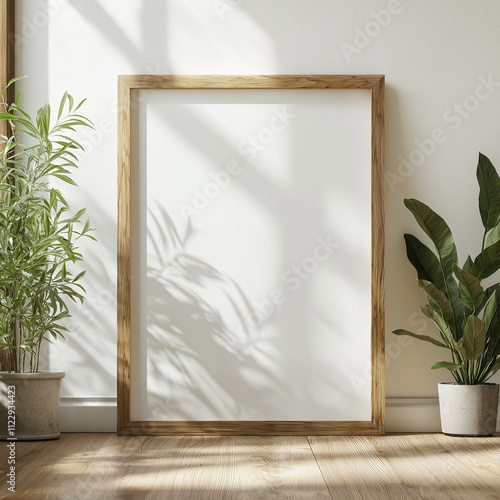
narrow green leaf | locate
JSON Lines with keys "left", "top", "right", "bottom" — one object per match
{"left": 487, "top": 358, "right": 500, "bottom": 378}
{"left": 6, "top": 76, "right": 26, "bottom": 87}
{"left": 53, "top": 174, "right": 77, "bottom": 186}
{"left": 446, "top": 277, "right": 465, "bottom": 339}
{"left": 454, "top": 338, "right": 466, "bottom": 358}
{"left": 471, "top": 240, "right": 500, "bottom": 280}
{"left": 477, "top": 283, "right": 498, "bottom": 314}
{"left": 392, "top": 329, "right": 448, "bottom": 348}
{"left": 73, "top": 271, "right": 86, "bottom": 281}
{"left": 431, "top": 361, "right": 464, "bottom": 371}
{"left": 73, "top": 208, "right": 86, "bottom": 220}
{"left": 463, "top": 255, "right": 473, "bottom": 274}
{"left": 486, "top": 221, "right": 500, "bottom": 247}
{"left": 404, "top": 198, "right": 458, "bottom": 274}
{"left": 477, "top": 152, "right": 500, "bottom": 231}
{"left": 418, "top": 279, "right": 454, "bottom": 321}
{"left": 57, "top": 91, "right": 68, "bottom": 121}
{"left": 404, "top": 234, "right": 445, "bottom": 292}
{"left": 452, "top": 264, "right": 485, "bottom": 311}
{"left": 462, "top": 315, "right": 486, "bottom": 360}
{"left": 420, "top": 304, "right": 454, "bottom": 346}
{"left": 484, "top": 289, "right": 500, "bottom": 358}
{"left": 483, "top": 288, "right": 500, "bottom": 332}
{"left": 74, "top": 98, "right": 88, "bottom": 112}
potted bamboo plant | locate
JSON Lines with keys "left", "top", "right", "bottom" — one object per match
{"left": 394, "top": 153, "right": 500, "bottom": 436}
{"left": 0, "top": 79, "right": 94, "bottom": 440}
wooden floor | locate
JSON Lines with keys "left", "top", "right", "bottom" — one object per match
{"left": 1, "top": 433, "right": 500, "bottom": 499}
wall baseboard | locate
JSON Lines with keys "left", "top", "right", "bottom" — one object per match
{"left": 386, "top": 397, "right": 441, "bottom": 433}
{"left": 59, "top": 397, "right": 500, "bottom": 433}
{"left": 59, "top": 397, "right": 117, "bottom": 432}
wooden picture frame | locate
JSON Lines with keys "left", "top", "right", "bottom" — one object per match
{"left": 117, "top": 75, "right": 385, "bottom": 435}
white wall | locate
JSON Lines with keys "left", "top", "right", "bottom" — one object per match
{"left": 15, "top": 0, "right": 500, "bottom": 432}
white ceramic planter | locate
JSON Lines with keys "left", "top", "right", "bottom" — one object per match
{"left": 0, "top": 371, "right": 65, "bottom": 440}
{"left": 438, "top": 382, "right": 499, "bottom": 436}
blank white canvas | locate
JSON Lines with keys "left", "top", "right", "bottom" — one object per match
{"left": 130, "top": 88, "right": 372, "bottom": 421}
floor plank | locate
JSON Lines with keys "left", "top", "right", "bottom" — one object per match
{"left": 1, "top": 433, "right": 500, "bottom": 499}
{"left": 309, "top": 434, "right": 500, "bottom": 500}
{"left": 144, "top": 436, "right": 330, "bottom": 500}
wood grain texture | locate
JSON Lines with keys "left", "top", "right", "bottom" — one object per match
{"left": 119, "top": 420, "right": 384, "bottom": 437}
{"left": 2, "top": 433, "right": 500, "bottom": 499}
{"left": 0, "top": 0, "right": 14, "bottom": 123}
{"left": 371, "top": 75, "right": 385, "bottom": 434}
{"left": 118, "top": 74, "right": 384, "bottom": 90}
{"left": 309, "top": 433, "right": 500, "bottom": 500}
{"left": 117, "top": 75, "right": 385, "bottom": 435}
{"left": 0, "top": 0, "right": 14, "bottom": 370}
{"left": 117, "top": 77, "right": 132, "bottom": 434}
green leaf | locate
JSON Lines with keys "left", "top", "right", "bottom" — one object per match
{"left": 477, "top": 152, "right": 500, "bottom": 231}
{"left": 482, "top": 287, "right": 500, "bottom": 332}
{"left": 463, "top": 255, "right": 473, "bottom": 274}
{"left": 420, "top": 304, "right": 454, "bottom": 346}
{"left": 462, "top": 316, "right": 486, "bottom": 361}
{"left": 74, "top": 98, "right": 88, "bottom": 113}
{"left": 478, "top": 283, "right": 499, "bottom": 313}
{"left": 404, "top": 198, "right": 458, "bottom": 275}
{"left": 53, "top": 174, "right": 77, "bottom": 186}
{"left": 446, "top": 277, "right": 465, "bottom": 339}
{"left": 452, "top": 264, "right": 485, "bottom": 311}
{"left": 488, "top": 358, "right": 500, "bottom": 378}
{"left": 418, "top": 279, "right": 454, "bottom": 321}
{"left": 36, "top": 103, "right": 51, "bottom": 139}
{"left": 404, "top": 234, "right": 445, "bottom": 292}
{"left": 57, "top": 91, "right": 68, "bottom": 121}
{"left": 484, "top": 289, "right": 500, "bottom": 358}
{"left": 471, "top": 240, "right": 500, "bottom": 280}
{"left": 454, "top": 338, "right": 466, "bottom": 358}
{"left": 73, "top": 271, "right": 86, "bottom": 282}
{"left": 392, "top": 329, "right": 448, "bottom": 348}
{"left": 6, "top": 76, "right": 26, "bottom": 87}
{"left": 486, "top": 221, "right": 500, "bottom": 247}
{"left": 73, "top": 208, "right": 86, "bottom": 221}
{"left": 431, "top": 361, "right": 464, "bottom": 371}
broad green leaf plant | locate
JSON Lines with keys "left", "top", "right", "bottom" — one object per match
{"left": 0, "top": 78, "right": 94, "bottom": 372}
{"left": 394, "top": 153, "right": 500, "bottom": 385}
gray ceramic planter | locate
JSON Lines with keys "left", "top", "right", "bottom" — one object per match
{"left": 438, "top": 382, "right": 499, "bottom": 436}
{"left": 0, "top": 371, "right": 65, "bottom": 441}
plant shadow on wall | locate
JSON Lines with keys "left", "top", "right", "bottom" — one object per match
{"left": 136, "top": 95, "right": 371, "bottom": 420}
{"left": 144, "top": 203, "right": 285, "bottom": 420}
{"left": 61, "top": 1, "right": 369, "bottom": 416}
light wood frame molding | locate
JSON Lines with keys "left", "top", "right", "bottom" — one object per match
{"left": 0, "top": 0, "right": 14, "bottom": 123}
{"left": 117, "top": 74, "right": 385, "bottom": 436}
{"left": 0, "top": 0, "right": 15, "bottom": 370}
